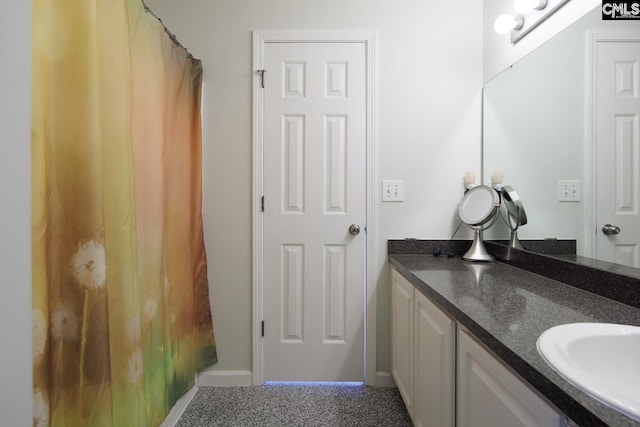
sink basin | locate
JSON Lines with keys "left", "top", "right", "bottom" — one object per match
{"left": 537, "top": 323, "right": 640, "bottom": 422}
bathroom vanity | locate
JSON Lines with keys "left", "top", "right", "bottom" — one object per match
{"left": 389, "top": 240, "right": 640, "bottom": 427}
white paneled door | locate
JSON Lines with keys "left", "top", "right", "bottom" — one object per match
{"left": 262, "top": 42, "right": 366, "bottom": 381}
{"left": 596, "top": 39, "right": 640, "bottom": 267}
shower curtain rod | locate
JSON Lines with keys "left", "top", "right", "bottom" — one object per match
{"left": 141, "top": 1, "right": 198, "bottom": 61}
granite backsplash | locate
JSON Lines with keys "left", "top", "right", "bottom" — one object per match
{"left": 388, "top": 239, "right": 640, "bottom": 310}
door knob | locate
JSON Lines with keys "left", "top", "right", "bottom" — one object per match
{"left": 602, "top": 224, "right": 621, "bottom": 235}
{"left": 348, "top": 224, "right": 361, "bottom": 236}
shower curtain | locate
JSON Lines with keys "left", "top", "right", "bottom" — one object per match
{"left": 31, "top": 1, "right": 217, "bottom": 426}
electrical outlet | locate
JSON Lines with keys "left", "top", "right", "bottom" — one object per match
{"left": 558, "top": 180, "right": 581, "bottom": 202}
{"left": 382, "top": 180, "right": 404, "bottom": 202}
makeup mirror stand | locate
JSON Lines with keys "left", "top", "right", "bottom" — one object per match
{"left": 459, "top": 185, "right": 501, "bottom": 262}
{"left": 465, "top": 226, "right": 497, "bottom": 262}
{"left": 506, "top": 206, "right": 524, "bottom": 250}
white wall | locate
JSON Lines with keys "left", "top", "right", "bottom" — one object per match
{"left": 147, "top": 0, "right": 483, "bottom": 377}
{"left": 483, "top": 0, "right": 600, "bottom": 82}
{"left": 0, "top": 0, "right": 32, "bottom": 424}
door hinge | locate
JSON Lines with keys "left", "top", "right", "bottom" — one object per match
{"left": 261, "top": 196, "right": 264, "bottom": 212}
{"left": 261, "top": 320, "right": 265, "bottom": 337}
{"left": 257, "top": 69, "right": 266, "bottom": 88}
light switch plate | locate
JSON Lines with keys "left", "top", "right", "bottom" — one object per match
{"left": 558, "top": 180, "right": 581, "bottom": 202}
{"left": 382, "top": 180, "right": 404, "bottom": 202}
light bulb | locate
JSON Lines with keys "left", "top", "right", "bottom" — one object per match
{"left": 494, "top": 14, "right": 524, "bottom": 35}
{"left": 514, "top": 0, "right": 547, "bottom": 14}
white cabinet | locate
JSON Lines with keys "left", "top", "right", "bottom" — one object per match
{"left": 457, "top": 329, "right": 566, "bottom": 427}
{"left": 391, "top": 268, "right": 567, "bottom": 427}
{"left": 391, "top": 269, "right": 455, "bottom": 427}
{"left": 414, "top": 289, "right": 455, "bottom": 427}
{"left": 391, "top": 269, "right": 415, "bottom": 416}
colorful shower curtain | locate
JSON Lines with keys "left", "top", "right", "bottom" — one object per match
{"left": 31, "top": 1, "right": 217, "bottom": 426}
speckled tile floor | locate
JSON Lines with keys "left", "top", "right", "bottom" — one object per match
{"left": 176, "top": 383, "right": 413, "bottom": 426}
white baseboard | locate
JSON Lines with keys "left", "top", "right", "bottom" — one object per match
{"left": 197, "top": 369, "right": 253, "bottom": 387}
{"left": 375, "top": 371, "right": 396, "bottom": 387}
{"left": 160, "top": 384, "right": 197, "bottom": 427}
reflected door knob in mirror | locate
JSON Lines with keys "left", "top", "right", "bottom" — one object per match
{"left": 349, "top": 224, "right": 361, "bottom": 236}
{"left": 602, "top": 224, "right": 621, "bottom": 235}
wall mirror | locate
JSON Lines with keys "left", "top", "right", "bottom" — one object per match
{"left": 483, "top": 5, "right": 640, "bottom": 276}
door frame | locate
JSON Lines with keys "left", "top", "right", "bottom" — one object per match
{"left": 251, "top": 30, "right": 377, "bottom": 385}
{"left": 586, "top": 30, "right": 640, "bottom": 259}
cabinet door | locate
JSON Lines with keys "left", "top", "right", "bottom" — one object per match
{"left": 457, "top": 329, "right": 566, "bottom": 427}
{"left": 414, "top": 290, "right": 455, "bottom": 427}
{"left": 391, "top": 269, "right": 415, "bottom": 417}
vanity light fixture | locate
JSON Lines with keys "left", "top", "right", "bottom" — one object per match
{"left": 495, "top": 0, "right": 570, "bottom": 43}
{"left": 494, "top": 14, "right": 524, "bottom": 35}
{"left": 514, "top": 0, "right": 548, "bottom": 14}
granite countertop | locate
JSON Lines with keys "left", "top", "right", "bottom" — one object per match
{"left": 389, "top": 253, "right": 640, "bottom": 427}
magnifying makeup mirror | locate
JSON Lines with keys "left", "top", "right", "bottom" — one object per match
{"left": 459, "top": 185, "right": 500, "bottom": 262}
{"left": 500, "top": 185, "right": 528, "bottom": 250}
